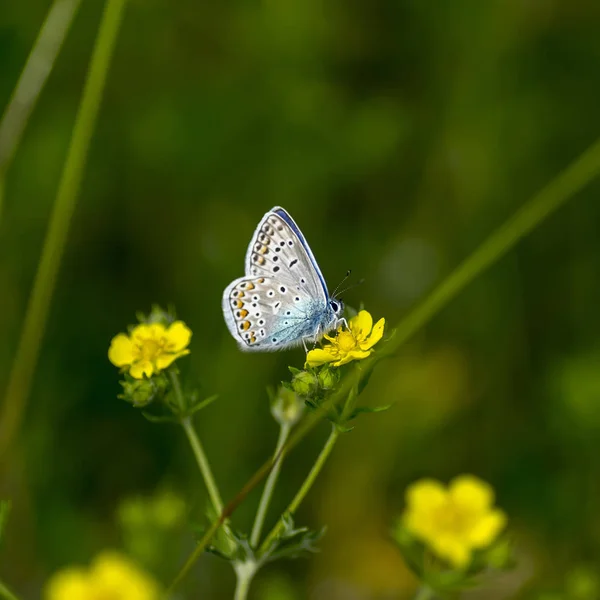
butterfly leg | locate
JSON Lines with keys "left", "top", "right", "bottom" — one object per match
{"left": 338, "top": 317, "right": 349, "bottom": 331}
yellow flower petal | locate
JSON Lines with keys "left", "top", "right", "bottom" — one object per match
{"left": 108, "top": 334, "right": 135, "bottom": 367}
{"left": 468, "top": 509, "right": 507, "bottom": 548}
{"left": 406, "top": 478, "right": 448, "bottom": 511}
{"left": 306, "top": 348, "right": 337, "bottom": 367}
{"left": 333, "top": 349, "right": 372, "bottom": 366}
{"left": 431, "top": 536, "right": 471, "bottom": 569}
{"left": 165, "top": 321, "right": 192, "bottom": 352}
{"left": 155, "top": 349, "right": 190, "bottom": 370}
{"left": 92, "top": 552, "right": 161, "bottom": 600}
{"left": 360, "top": 317, "right": 385, "bottom": 351}
{"left": 449, "top": 475, "right": 494, "bottom": 514}
{"left": 45, "top": 568, "right": 89, "bottom": 600}
{"left": 130, "top": 360, "right": 154, "bottom": 379}
{"left": 130, "top": 324, "right": 153, "bottom": 342}
{"left": 349, "top": 310, "right": 373, "bottom": 342}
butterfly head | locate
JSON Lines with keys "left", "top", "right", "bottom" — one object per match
{"left": 329, "top": 298, "right": 344, "bottom": 319}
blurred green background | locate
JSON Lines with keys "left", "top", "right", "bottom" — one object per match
{"left": 2, "top": 0, "right": 600, "bottom": 598}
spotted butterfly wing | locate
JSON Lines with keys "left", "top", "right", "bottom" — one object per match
{"left": 222, "top": 207, "right": 339, "bottom": 351}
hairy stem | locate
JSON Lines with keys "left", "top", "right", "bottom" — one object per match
{"left": 0, "top": 0, "right": 127, "bottom": 465}
{"left": 250, "top": 422, "right": 291, "bottom": 548}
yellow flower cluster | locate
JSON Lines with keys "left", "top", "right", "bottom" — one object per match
{"left": 108, "top": 321, "right": 191, "bottom": 378}
{"left": 45, "top": 552, "right": 161, "bottom": 600}
{"left": 306, "top": 310, "right": 385, "bottom": 368}
{"left": 403, "top": 475, "right": 506, "bottom": 568}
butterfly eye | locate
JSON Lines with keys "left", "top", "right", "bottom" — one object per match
{"left": 330, "top": 300, "right": 342, "bottom": 314}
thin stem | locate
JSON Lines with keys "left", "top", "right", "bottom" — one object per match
{"left": 233, "top": 562, "right": 256, "bottom": 600}
{"left": 382, "top": 136, "right": 600, "bottom": 360}
{"left": 168, "top": 369, "right": 187, "bottom": 415}
{"left": 166, "top": 134, "right": 600, "bottom": 593}
{"left": 169, "top": 370, "right": 225, "bottom": 515}
{"left": 0, "top": 0, "right": 127, "bottom": 465}
{"left": 250, "top": 422, "right": 291, "bottom": 547}
{"left": 181, "top": 417, "right": 224, "bottom": 516}
{"left": 0, "top": 580, "right": 20, "bottom": 600}
{"left": 259, "top": 425, "right": 339, "bottom": 556}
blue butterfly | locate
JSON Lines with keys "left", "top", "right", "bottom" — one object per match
{"left": 222, "top": 206, "right": 344, "bottom": 351}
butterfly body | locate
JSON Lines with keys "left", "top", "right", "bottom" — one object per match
{"left": 222, "top": 207, "right": 343, "bottom": 352}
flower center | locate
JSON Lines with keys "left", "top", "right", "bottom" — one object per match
{"left": 433, "top": 503, "right": 472, "bottom": 536}
{"left": 336, "top": 331, "right": 357, "bottom": 353}
{"left": 138, "top": 338, "right": 164, "bottom": 361}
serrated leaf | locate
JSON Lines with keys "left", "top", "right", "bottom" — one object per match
{"left": 262, "top": 513, "right": 325, "bottom": 563}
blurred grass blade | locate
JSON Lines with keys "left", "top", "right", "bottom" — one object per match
{"left": 0, "top": 500, "right": 10, "bottom": 545}
{"left": 382, "top": 136, "right": 600, "bottom": 358}
{"left": 0, "top": 0, "right": 82, "bottom": 221}
{"left": 166, "top": 133, "right": 600, "bottom": 594}
{"left": 0, "top": 0, "right": 127, "bottom": 463}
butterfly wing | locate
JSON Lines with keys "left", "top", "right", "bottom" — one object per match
{"left": 222, "top": 207, "right": 332, "bottom": 352}
{"left": 222, "top": 275, "right": 330, "bottom": 351}
{"left": 243, "top": 207, "right": 328, "bottom": 300}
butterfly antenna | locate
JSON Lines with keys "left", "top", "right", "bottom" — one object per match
{"left": 332, "top": 270, "right": 352, "bottom": 298}
{"left": 337, "top": 278, "right": 365, "bottom": 297}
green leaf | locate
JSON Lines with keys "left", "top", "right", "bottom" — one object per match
{"left": 288, "top": 366, "right": 302, "bottom": 376}
{"left": 262, "top": 513, "right": 325, "bottom": 563}
{"left": 347, "top": 403, "right": 393, "bottom": 421}
{"left": 141, "top": 411, "right": 179, "bottom": 424}
{"left": 188, "top": 394, "right": 219, "bottom": 416}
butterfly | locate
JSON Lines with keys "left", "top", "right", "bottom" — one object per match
{"left": 222, "top": 206, "right": 344, "bottom": 351}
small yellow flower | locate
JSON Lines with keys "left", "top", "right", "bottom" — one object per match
{"left": 306, "top": 310, "right": 385, "bottom": 368}
{"left": 45, "top": 551, "right": 161, "bottom": 600}
{"left": 108, "top": 321, "right": 191, "bottom": 379}
{"left": 403, "top": 475, "right": 507, "bottom": 569}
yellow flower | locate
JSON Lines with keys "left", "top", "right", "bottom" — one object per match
{"left": 403, "top": 475, "right": 507, "bottom": 569}
{"left": 306, "top": 310, "right": 385, "bottom": 368}
{"left": 108, "top": 321, "right": 191, "bottom": 379}
{"left": 45, "top": 551, "right": 161, "bottom": 600}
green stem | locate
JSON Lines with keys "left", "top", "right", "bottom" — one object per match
{"left": 181, "top": 417, "right": 224, "bottom": 516}
{"left": 0, "top": 0, "right": 127, "bottom": 464}
{"left": 166, "top": 133, "right": 600, "bottom": 593}
{"left": 0, "top": 580, "right": 20, "bottom": 600}
{"left": 383, "top": 136, "right": 600, "bottom": 359}
{"left": 168, "top": 370, "right": 225, "bottom": 515}
{"left": 259, "top": 425, "right": 339, "bottom": 556}
{"left": 233, "top": 562, "right": 256, "bottom": 600}
{"left": 250, "top": 422, "right": 291, "bottom": 548}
